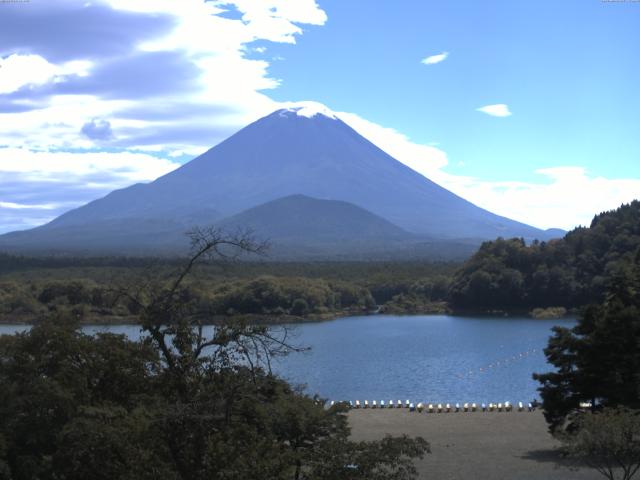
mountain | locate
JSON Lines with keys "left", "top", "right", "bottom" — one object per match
{"left": 218, "top": 194, "right": 411, "bottom": 244}
{"left": 0, "top": 193, "right": 478, "bottom": 260}
{"left": 214, "top": 194, "right": 478, "bottom": 260}
{"left": 0, "top": 102, "right": 562, "bottom": 257}
{"left": 544, "top": 228, "right": 567, "bottom": 238}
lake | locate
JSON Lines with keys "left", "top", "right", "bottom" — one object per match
{"left": 0, "top": 314, "right": 574, "bottom": 404}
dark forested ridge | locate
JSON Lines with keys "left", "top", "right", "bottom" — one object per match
{"left": 449, "top": 201, "right": 640, "bottom": 312}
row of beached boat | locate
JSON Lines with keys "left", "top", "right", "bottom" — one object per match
{"left": 330, "top": 400, "right": 536, "bottom": 412}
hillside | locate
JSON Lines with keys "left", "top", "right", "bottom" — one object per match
{"left": 448, "top": 201, "right": 640, "bottom": 311}
{"left": 218, "top": 194, "right": 411, "bottom": 243}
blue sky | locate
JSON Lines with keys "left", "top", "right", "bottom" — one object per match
{"left": 264, "top": 0, "right": 640, "bottom": 182}
{"left": 0, "top": 0, "right": 638, "bottom": 233}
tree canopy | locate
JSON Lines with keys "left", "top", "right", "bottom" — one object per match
{"left": 558, "top": 407, "right": 640, "bottom": 480}
{"left": 533, "top": 247, "right": 640, "bottom": 432}
{"left": 449, "top": 201, "right": 640, "bottom": 312}
{"left": 0, "top": 228, "right": 429, "bottom": 480}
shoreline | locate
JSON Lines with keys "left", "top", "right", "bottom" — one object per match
{"left": 0, "top": 307, "right": 575, "bottom": 326}
{"left": 0, "top": 309, "right": 372, "bottom": 326}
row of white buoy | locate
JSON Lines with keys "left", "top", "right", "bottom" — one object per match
{"left": 331, "top": 400, "right": 536, "bottom": 412}
{"left": 456, "top": 349, "right": 539, "bottom": 380}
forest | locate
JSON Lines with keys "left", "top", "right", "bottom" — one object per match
{"left": 1, "top": 201, "right": 638, "bottom": 323}
{"left": 0, "top": 257, "right": 455, "bottom": 323}
{"left": 449, "top": 201, "right": 640, "bottom": 313}
{"left": 1, "top": 205, "right": 640, "bottom": 478}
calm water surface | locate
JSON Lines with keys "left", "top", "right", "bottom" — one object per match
{"left": 0, "top": 315, "right": 574, "bottom": 404}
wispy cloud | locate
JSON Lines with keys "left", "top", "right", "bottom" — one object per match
{"left": 0, "top": 201, "right": 58, "bottom": 210}
{"left": 333, "top": 114, "right": 638, "bottom": 230}
{"left": 0, "top": 0, "right": 327, "bottom": 154}
{"left": 421, "top": 51, "right": 449, "bottom": 65}
{"left": 0, "top": 148, "right": 181, "bottom": 233}
{"left": 432, "top": 167, "right": 640, "bottom": 230}
{"left": 476, "top": 104, "right": 512, "bottom": 117}
{"left": 337, "top": 110, "right": 448, "bottom": 177}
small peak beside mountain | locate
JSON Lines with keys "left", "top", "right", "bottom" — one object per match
{"left": 277, "top": 101, "right": 339, "bottom": 120}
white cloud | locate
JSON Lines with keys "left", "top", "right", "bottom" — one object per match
{"left": 0, "top": 0, "right": 326, "bottom": 153}
{"left": 440, "top": 169, "right": 635, "bottom": 233}
{"left": 2, "top": 1, "right": 636, "bottom": 236}
{"left": 0, "top": 201, "right": 58, "bottom": 210}
{"left": 0, "top": 148, "right": 181, "bottom": 233}
{"left": 0, "top": 148, "right": 179, "bottom": 186}
{"left": 282, "top": 100, "right": 338, "bottom": 119}
{"left": 0, "top": 54, "right": 92, "bottom": 94}
{"left": 476, "top": 104, "right": 512, "bottom": 117}
{"left": 0, "top": 94, "right": 127, "bottom": 151}
{"left": 323, "top": 109, "right": 638, "bottom": 231}
{"left": 214, "top": 0, "right": 328, "bottom": 43}
{"left": 0, "top": 54, "right": 57, "bottom": 94}
{"left": 435, "top": 167, "right": 640, "bottom": 230}
{"left": 335, "top": 110, "right": 448, "bottom": 176}
{"left": 0, "top": 0, "right": 326, "bottom": 232}
{"left": 421, "top": 51, "right": 449, "bottom": 65}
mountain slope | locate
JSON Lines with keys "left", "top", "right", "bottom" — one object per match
{"left": 215, "top": 194, "right": 480, "bottom": 260}
{"left": 0, "top": 103, "right": 561, "bottom": 256}
{"left": 218, "top": 194, "right": 411, "bottom": 244}
{"left": 0, "top": 218, "right": 193, "bottom": 255}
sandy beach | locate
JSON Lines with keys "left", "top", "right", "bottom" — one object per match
{"left": 349, "top": 409, "right": 600, "bottom": 480}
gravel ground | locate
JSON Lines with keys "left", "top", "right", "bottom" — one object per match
{"left": 348, "top": 409, "right": 601, "bottom": 480}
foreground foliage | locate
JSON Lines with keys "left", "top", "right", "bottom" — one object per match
{"left": 533, "top": 249, "right": 640, "bottom": 432}
{"left": 0, "top": 230, "right": 429, "bottom": 480}
{"left": 531, "top": 209, "right": 640, "bottom": 479}
{"left": 559, "top": 407, "right": 640, "bottom": 480}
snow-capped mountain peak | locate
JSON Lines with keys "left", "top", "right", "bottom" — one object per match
{"left": 279, "top": 101, "right": 338, "bottom": 120}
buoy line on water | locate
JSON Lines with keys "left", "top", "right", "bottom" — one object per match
{"left": 455, "top": 348, "right": 539, "bottom": 380}
{"left": 330, "top": 400, "right": 538, "bottom": 413}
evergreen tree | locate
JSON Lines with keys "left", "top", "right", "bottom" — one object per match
{"left": 534, "top": 249, "right": 640, "bottom": 432}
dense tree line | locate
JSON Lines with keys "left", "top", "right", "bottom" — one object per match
{"left": 0, "top": 260, "right": 457, "bottom": 322}
{"left": 0, "top": 253, "right": 181, "bottom": 275}
{"left": 0, "top": 276, "right": 375, "bottom": 322}
{"left": 532, "top": 236, "right": 640, "bottom": 479}
{"left": 3, "top": 201, "right": 639, "bottom": 319}
{"left": 0, "top": 229, "right": 429, "bottom": 479}
{"left": 378, "top": 276, "right": 450, "bottom": 314}
{"left": 0, "top": 255, "right": 457, "bottom": 283}
{"left": 212, "top": 276, "right": 375, "bottom": 316}
{"left": 449, "top": 201, "right": 640, "bottom": 312}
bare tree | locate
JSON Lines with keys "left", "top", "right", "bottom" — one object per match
{"left": 113, "top": 227, "right": 304, "bottom": 391}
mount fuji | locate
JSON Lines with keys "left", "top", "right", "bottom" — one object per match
{"left": 0, "top": 103, "right": 561, "bottom": 258}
